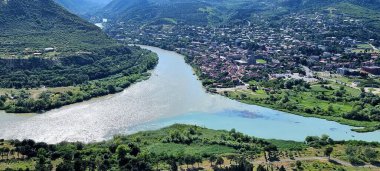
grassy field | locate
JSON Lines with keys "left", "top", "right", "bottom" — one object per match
{"left": 351, "top": 43, "right": 379, "bottom": 53}
{"left": 256, "top": 59, "right": 267, "bottom": 64}
{"left": 224, "top": 80, "right": 380, "bottom": 132}
{"left": 0, "top": 87, "right": 78, "bottom": 99}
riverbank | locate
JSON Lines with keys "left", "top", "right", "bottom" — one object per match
{"left": 0, "top": 124, "right": 379, "bottom": 171}
{"left": 0, "top": 46, "right": 158, "bottom": 114}
{"left": 128, "top": 44, "right": 380, "bottom": 133}
{"left": 2, "top": 46, "right": 380, "bottom": 143}
{"left": 225, "top": 91, "right": 380, "bottom": 133}
{"left": 183, "top": 55, "right": 380, "bottom": 133}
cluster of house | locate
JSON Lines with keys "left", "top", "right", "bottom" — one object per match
{"left": 107, "top": 10, "right": 379, "bottom": 87}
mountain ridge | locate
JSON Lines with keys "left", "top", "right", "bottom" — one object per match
{"left": 99, "top": 0, "right": 380, "bottom": 26}
{"left": 0, "top": 0, "right": 115, "bottom": 54}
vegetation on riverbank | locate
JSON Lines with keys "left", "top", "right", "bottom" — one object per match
{"left": 0, "top": 124, "right": 379, "bottom": 171}
{"left": 0, "top": 46, "right": 158, "bottom": 113}
{"left": 0, "top": 0, "right": 159, "bottom": 113}
{"left": 223, "top": 79, "right": 380, "bottom": 132}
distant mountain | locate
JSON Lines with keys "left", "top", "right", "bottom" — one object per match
{"left": 0, "top": 0, "right": 115, "bottom": 53}
{"left": 278, "top": 0, "right": 380, "bottom": 31}
{"left": 99, "top": 0, "right": 380, "bottom": 26}
{"left": 101, "top": 0, "right": 265, "bottom": 25}
{"left": 55, "top": 0, "right": 112, "bottom": 15}
{"left": 280, "top": 0, "right": 380, "bottom": 10}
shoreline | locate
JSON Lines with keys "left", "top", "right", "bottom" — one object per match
{"left": 0, "top": 46, "right": 159, "bottom": 114}
{"left": 151, "top": 45, "right": 380, "bottom": 133}
{"left": 224, "top": 94, "right": 380, "bottom": 133}
{"left": 128, "top": 44, "right": 380, "bottom": 133}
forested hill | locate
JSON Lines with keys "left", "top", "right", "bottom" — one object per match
{"left": 0, "top": 0, "right": 115, "bottom": 54}
{"left": 100, "top": 0, "right": 263, "bottom": 25}
{"left": 0, "top": 0, "right": 159, "bottom": 113}
{"left": 99, "top": 0, "right": 380, "bottom": 25}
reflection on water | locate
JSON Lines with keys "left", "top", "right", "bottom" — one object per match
{"left": 0, "top": 46, "right": 379, "bottom": 143}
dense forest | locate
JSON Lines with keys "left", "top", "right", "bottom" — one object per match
{"left": 0, "top": 124, "right": 379, "bottom": 170}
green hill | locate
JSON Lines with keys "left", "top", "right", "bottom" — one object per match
{"left": 0, "top": 0, "right": 114, "bottom": 54}
{"left": 0, "top": 0, "right": 158, "bottom": 113}
{"left": 101, "top": 0, "right": 267, "bottom": 25}
{"left": 100, "top": 0, "right": 380, "bottom": 26}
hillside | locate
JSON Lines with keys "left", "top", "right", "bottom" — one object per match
{"left": 101, "top": 0, "right": 266, "bottom": 25}
{"left": 0, "top": 0, "right": 158, "bottom": 113}
{"left": 0, "top": 124, "right": 379, "bottom": 170}
{"left": 100, "top": 0, "right": 380, "bottom": 26}
{"left": 0, "top": 0, "right": 115, "bottom": 54}
{"left": 54, "top": 0, "right": 112, "bottom": 15}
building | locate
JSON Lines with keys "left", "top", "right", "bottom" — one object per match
{"left": 337, "top": 68, "right": 350, "bottom": 76}
{"left": 361, "top": 66, "right": 380, "bottom": 75}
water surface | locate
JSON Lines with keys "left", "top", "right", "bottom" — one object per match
{"left": 1, "top": 46, "right": 379, "bottom": 143}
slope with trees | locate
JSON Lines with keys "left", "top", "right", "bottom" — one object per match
{"left": 0, "top": 0, "right": 158, "bottom": 113}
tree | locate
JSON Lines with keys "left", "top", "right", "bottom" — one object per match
{"left": 128, "top": 143, "right": 140, "bottom": 156}
{"left": 256, "top": 164, "right": 267, "bottom": 171}
{"left": 216, "top": 156, "right": 224, "bottom": 167}
{"left": 226, "top": 154, "right": 235, "bottom": 165}
{"left": 57, "top": 160, "right": 74, "bottom": 171}
{"left": 364, "top": 147, "right": 378, "bottom": 162}
{"left": 324, "top": 147, "right": 333, "bottom": 160}
{"left": 296, "top": 160, "right": 302, "bottom": 169}
{"left": 107, "top": 85, "right": 116, "bottom": 94}
{"left": 209, "top": 155, "right": 217, "bottom": 166}
{"left": 195, "top": 155, "right": 202, "bottom": 168}
{"left": 116, "top": 145, "right": 129, "bottom": 166}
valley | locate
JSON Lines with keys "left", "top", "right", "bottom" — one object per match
{"left": 104, "top": 0, "right": 380, "bottom": 132}
{"left": 1, "top": 0, "right": 380, "bottom": 170}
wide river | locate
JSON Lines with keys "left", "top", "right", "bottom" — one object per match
{"left": 1, "top": 46, "right": 380, "bottom": 143}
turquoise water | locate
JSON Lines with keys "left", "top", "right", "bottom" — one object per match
{"left": 0, "top": 46, "right": 379, "bottom": 143}
{"left": 126, "top": 110, "right": 380, "bottom": 142}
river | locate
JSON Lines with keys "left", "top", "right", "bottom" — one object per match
{"left": 0, "top": 46, "right": 380, "bottom": 143}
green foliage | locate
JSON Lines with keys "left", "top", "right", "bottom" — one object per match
{"left": 305, "top": 135, "right": 334, "bottom": 148}
{"left": 0, "top": 0, "right": 159, "bottom": 113}
{"left": 230, "top": 79, "right": 380, "bottom": 132}
{"left": 0, "top": 0, "right": 115, "bottom": 54}
{"left": 1, "top": 46, "right": 158, "bottom": 113}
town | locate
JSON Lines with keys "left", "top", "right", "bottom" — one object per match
{"left": 106, "top": 10, "right": 379, "bottom": 92}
